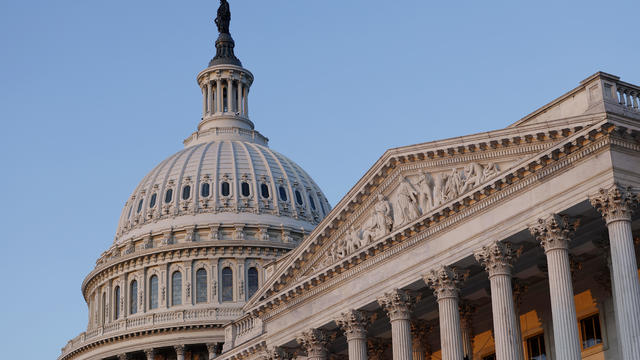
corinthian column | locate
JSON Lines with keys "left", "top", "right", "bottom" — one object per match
{"left": 206, "top": 343, "right": 219, "bottom": 360}
{"left": 590, "top": 185, "right": 640, "bottom": 359}
{"left": 459, "top": 302, "right": 476, "bottom": 360}
{"left": 424, "top": 266, "right": 466, "bottom": 360}
{"left": 411, "top": 320, "right": 434, "bottom": 360}
{"left": 377, "top": 289, "right": 414, "bottom": 360}
{"left": 474, "top": 241, "right": 523, "bottom": 360}
{"left": 530, "top": 214, "right": 581, "bottom": 360}
{"left": 144, "top": 348, "right": 155, "bottom": 360}
{"left": 297, "top": 329, "right": 329, "bottom": 360}
{"left": 337, "top": 310, "right": 370, "bottom": 360}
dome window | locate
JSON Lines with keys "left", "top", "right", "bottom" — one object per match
{"left": 127, "top": 203, "right": 133, "bottom": 219}
{"left": 113, "top": 286, "right": 120, "bottom": 320}
{"left": 278, "top": 186, "right": 288, "bottom": 201}
{"left": 221, "top": 267, "right": 233, "bottom": 302}
{"left": 221, "top": 182, "right": 230, "bottom": 197}
{"left": 309, "top": 195, "right": 316, "bottom": 210}
{"left": 149, "top": 275, "right": 159, "bottom": 310}
{"left": 247, "top": 267, "right": 259, "bottom": 299}
{"left": 137, "top": 199, "right": 144, "bottom": 213}
{"left": 165, "top": 189, "right": 173, "bottom": 203}
{"left": 149, "top": 193, "right": 157, "bottom": 208}
{"left": 182, "top": 185, "right": 191, "bottom": 200}
{"left": 196, "top": 269, "right": 207, "bottom": 304}
{"left": 260, "top": 183, "right": 270, "bottom": 199}
{"left": 129, "top": 280, "right": 138, "bottom": 315}
{"left": 241, "top": 182, "right": 250, "bottom": 197}
{"left": 201, "top": 183, "right": 210, "bottom": 198}
{"left": 295, "top": 190, "right": 303, "bottom": 205}
{"left": 320, "top": 198, "right": 326, "bottom": 215}
{"left": 172, "top": 271, "right": 182, "bottom": 306}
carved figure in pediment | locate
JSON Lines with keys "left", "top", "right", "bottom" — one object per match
{"left": 393, "top": 178, "right": 421, "bottom": 227}
{"left": 459, "top": 163, "right": 483, "bottom": 194}
{"left": 345, "top": 226, "right": 361, "bottom": 255}
{"left": 361, "top": 194, "right": 393, "bottom": 245}
{"left": 441, "top": 168, "right": 463, "bottom": 203}
{"left": 328, "top": 237, "right": 347, "bottom": 263}
{"left": 414, "top": 172, "right": 436, "bottom": 213}
{"left": 482, "top": 162, "right": 499, "bottom": 179}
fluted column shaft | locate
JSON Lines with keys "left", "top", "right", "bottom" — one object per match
{"left": 474, "top": 242, "right": 523, "bottom": 360}
{"left": 460, "top": 319, "right": 473, "bottom": 360}
{"left": 236, "top": 82, "right": 242, "bottom": 113}
{"left": 591, "top": 186, "right": 640, "bottom": 359}
{"left": 227, "top": 80, "right": 233, "bottom": 113}
{"left": 216, "top": 80, "right": 222, "bottom": 113}
{"left": 378, "top": 290, "right": 413, "bottom": 360}
{"left": 206, "top": 82, "right": 213, "bottom": 115}
{"left": 202, "top": 85, "right": 208, "bottom": 116}
{"left": 348, "top": 333, "right": 369, "bottom": 360}
{"left": 530, "top": 215, "right": 581, "bottom": 360}
{"left": 412, "top": 342, "right": 425, "bottom": 360}
{"left": 425, "top": 267, "right": 466, "bottom": 360}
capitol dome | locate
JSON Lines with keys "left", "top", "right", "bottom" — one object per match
{"left": 60, "top": 4, "right": 331, "bottom": 360}
{"left": 115, "top": 138, "right": 330, "bottom": 245}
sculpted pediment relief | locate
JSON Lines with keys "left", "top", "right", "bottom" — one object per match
{"left": 322, "top": 161, "right": 502, "bottom": 268}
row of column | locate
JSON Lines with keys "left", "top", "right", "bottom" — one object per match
{"left": 202, "top": 79, "right": 248, "bottom": 117}
{"left": 117, "top": 343, "right": 219, "bottom": 360}
{"left": 285, "top": 185, "right": 639, "bottom": 360}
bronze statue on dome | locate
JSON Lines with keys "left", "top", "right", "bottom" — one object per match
{"left": 215, "top": 0, "right": 231, "bottom": 34}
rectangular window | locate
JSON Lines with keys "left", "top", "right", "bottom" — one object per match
{"left": 580, "top": 314, "right": 603, "bottom": 349}
{"left": 526, "top": 333, "right": 546, "bottom": 360}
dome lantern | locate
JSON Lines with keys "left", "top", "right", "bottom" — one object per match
{"left": 187, "top": 0, "right": 259, "bottom": 147}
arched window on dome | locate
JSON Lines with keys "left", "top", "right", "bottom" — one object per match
{"left": 295, "top": 190, "right": 303, "bottom": 206}
{"left": 221, "top": 267, "right": 233, "bottom": 302}
{"left": 149, "top": 275, "right": 159, "bottom": 310}
{"left": 247, "top": 267, "right": 259, "bottom": 299}
{"left": 165, "top": 188, "right": 173, "bottom": 203}
{"left": 182, "top": 185, "right": 191, "bottom": 200}
{"left": 149, "top": 193, "right": 157, "bottom": 208}
{"left": 101, "top": 292, "right": 107, "bottom": 325}
{"left": 221, "top": 182, "right": 230, "bottom": 197}
{"left": 309, "top": 194, "right": 316, "bottom": 211}
{"left": 129, "top": 280, "right": 138, "bottom": 315}
{"left": 241, "top": 182, "right": 250, "bottom": 197}
{"left": 137, "top": 198, "right": 144, "bottom": 213}
{"left": 127, "top": 203, "right": 133, "bottom": 219}
{"left": 279, "top": 186, "right": 288, "bottom": 201}
{"left": 196, "top": 269, "right": 207, "bottom": 304}
{"left": 260, "top": 183, "right": 270, "bottom": 199}
{"left": 319, "top": 197, "right": 326, "bottom": 215}
{"left": 114, "top": 286, "right": 120, "bottom": 320}
{"left": 201, "top": 182, "right": 210, "bottom": 198}
{"left": 172, "top": 271, "right": 182, "bottom": 306}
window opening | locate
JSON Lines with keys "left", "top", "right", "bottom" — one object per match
{"left": 260, "top": 183, "right": 270, "bottom": 198}
{"left": 279, "top": 186, "right": 288, "bottom": 201}
{"left": 196, "top": 269, "right": 207, "bottom": 303}
{"left": 309, "top": 194, "right": 316, "bottom": 210}
{"left": 149, "top": 193, "right": 157, "bottom": 208}
{"left": 165, "top": 189, "right": 173, "bottom": 203}
{"left": 241, "top": 182, "right": 250, "bottom": 197}
{"left": 247, "top": 267, "right": 259, "bottom": 299}
{"left": 526, "top": 333, "right": 546, "bottom": 360}
{"left": 295, "top": 190, "right": 303, "bottom": 205}
{"left": 221, "top": 182, "right": 230, "bottom": 196}
{"left": 580, "top": 314, "right": 602, "bottom": 349}
{"left": 182, "top": 185, "right": 191, "bottom": 200}
{"left": 149, "top": 275, "right": 158, "bottom": 310}
{"left": 201, "top": 183, "right": 210, "bottom": 198}
{"left": 172, "top": 271, "right": 182, "bottom": 306}
{"left": 129, "top": 280, "right": 138, "bottom": 315}
{"left": 221, "top": 267, "right": 233, "bottom": 302}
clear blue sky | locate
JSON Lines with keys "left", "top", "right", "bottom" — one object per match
{"left": 1, "top": 1, "right": 639, "bottom": 358}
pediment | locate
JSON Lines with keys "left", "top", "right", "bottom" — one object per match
{"left": 244, "top": 116, "right": 609, "bottom": 311}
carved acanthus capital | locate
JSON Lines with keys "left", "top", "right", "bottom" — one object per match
{"left": 263, "top": 346, "right": 288, "bottom": 360}
{"left": 206, "top": 343, "right": 220, "bottom": 359}
{"left": 143, "top": 348, "right": 155, "bottom": 360}
{"left": 529, "top": 214, "right": 580, "bottom": 253}
{"left": 458, "top": 301, "right": 476, "bottom": 330}
{"left": 336, "top": 310, "right": 370, "bottom": 340}
{"left": 117, "top": 354, "right": 129, "bottom": 360}
{"left": 174, "top": 345, "right": 185, "bottom": 356}
{"left": 424, "top": 266, "right": 468, "bottom": 301}
{"left": 474, "top": 241, "right": 521, "bottom": 277}
{"left": 410, "top": 319, "right": 435, "bottom": 350}
{"left": 367, "top": 337, "right": 391, "bottom": 360}
{"left": 590, "top": 185, "right": 638, "bottom": 223}
{"left": 377, "top": 289, "right": 414, "bottom": 321}
{"left": 297, "top": 329, "right": 329, "bottom": 358}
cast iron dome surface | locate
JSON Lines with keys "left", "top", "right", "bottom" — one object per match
{"left": 115, "top": 139, "right": 330, "bottom": 244}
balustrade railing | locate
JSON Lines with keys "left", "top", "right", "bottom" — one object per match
{"left": 615, "top": 82, "right": 640, "bottom": 112}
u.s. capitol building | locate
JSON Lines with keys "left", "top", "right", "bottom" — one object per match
{"left": 60, "top": 2, "right": 640, "bottom": 360}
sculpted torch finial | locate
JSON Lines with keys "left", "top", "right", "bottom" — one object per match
{"left": 215, "top": 0, "right": 231, "bottom": 34}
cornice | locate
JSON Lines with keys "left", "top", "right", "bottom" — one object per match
{"left": 247, "top": 119, "right": 637, "bottom": 318}
{"left": 246, "top": 115, "right": 609, "bottom": 309}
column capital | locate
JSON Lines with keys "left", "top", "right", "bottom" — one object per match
{"left": 377, "top": 289, "right": 414, "bottom": 321}
{"left": 297, "top": 328, "right": 329, "bottom": 358}
{"left": 264, "top": 346, "right": 287, "bottom": 360}
{"left": 529, "top": 214, "right": 580, "bottom": 252}
{"left": 423, "top": 265, "right": 468, "bottom": 301}
{"left": 144, "top": 349, "right": 155, "bottom": 360}
{"left": 474, "top": 241, "right": 521, "bottom": 277}
{"left": 367, "top": 337, "right": 391, "bottom": 360}
{"left": 590, "top": 185, "right": 638, "bottom": 223}
{"left": 174, "top": 345, "right": 185, "bottom": 356}
{"left": 206, "top": 343, "right": 219, "bottom": 359}
{"left": 336, "top": 309, "right": 370, "bottom": 340}
{"left": 117, "top": 354, "right": 129, "bottom": 360}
